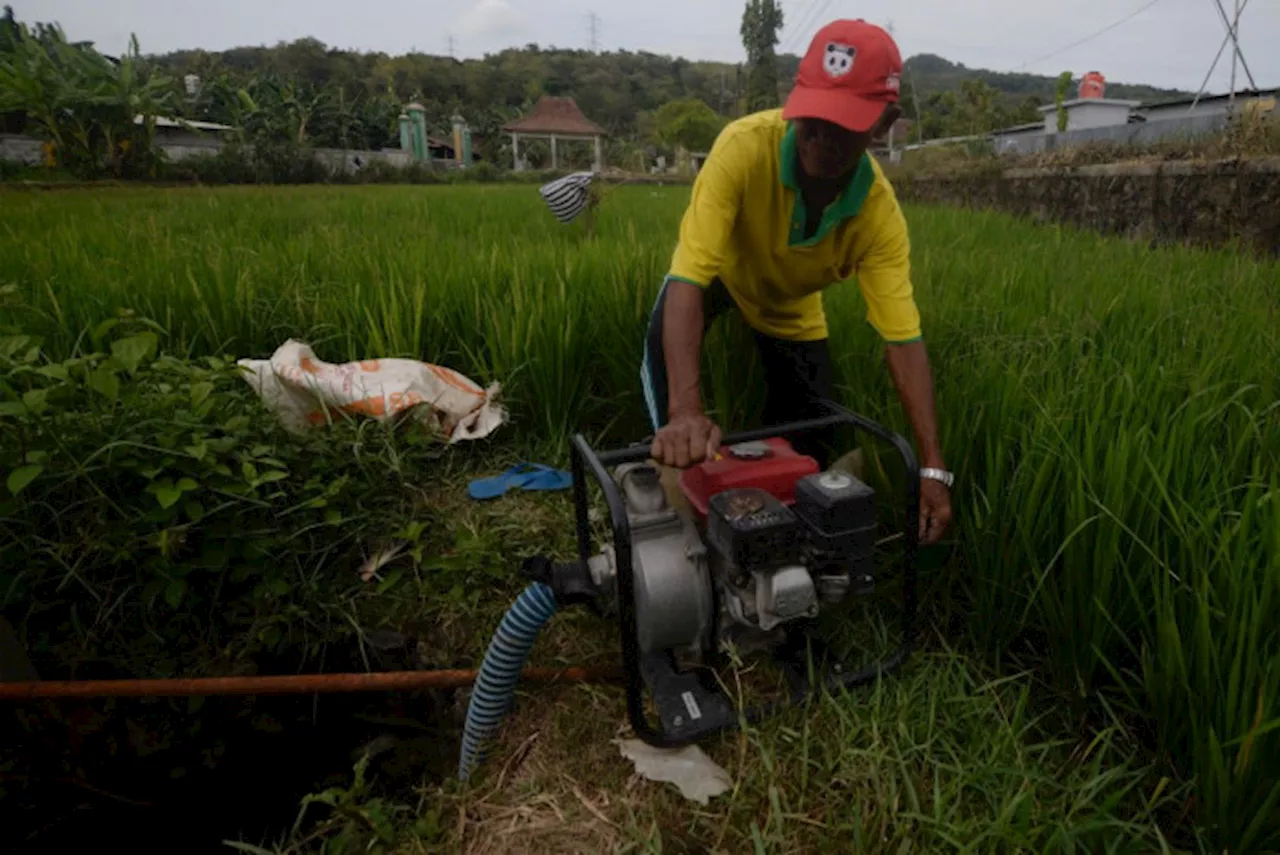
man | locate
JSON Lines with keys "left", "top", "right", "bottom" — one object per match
{"left": 642, "top": 19, "right": 953, "bottom": 546}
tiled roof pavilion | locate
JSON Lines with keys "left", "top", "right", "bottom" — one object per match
{"left": 501, "top": 96, "right": 608, "bottom": 171}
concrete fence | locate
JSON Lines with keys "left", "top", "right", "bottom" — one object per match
{"left": 0, "top": 134, "right": 44, "bottom": 164}
{"left": 994, "top": 114, "right": 1234, "bottom": 157}
{"left": 312, "top": 147, "right": 414, "bottom": 173}
{"left": 1, "top": 133, "right": 418, "bottom": 174}
{"left": 895, "top": 156, "right": 1280, "bottom": 257}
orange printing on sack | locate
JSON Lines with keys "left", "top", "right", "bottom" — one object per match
{"left": 428, "top": 363, "right": 482, "bottom": 396}
{"left": 388, "top": 391, "right": 425, "bottom": 411}
{"left": 303, "top": 391, "right": 436, "bottom": 426}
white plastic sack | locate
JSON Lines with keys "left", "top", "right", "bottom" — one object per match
{"left": 614, "top": 738, "right": 733, "bottom": 805}
{"left": 237, "top": 339, "right": 506, "bottom": 443}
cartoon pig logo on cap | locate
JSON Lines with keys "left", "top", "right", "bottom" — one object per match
{"left": 823, "top": 42, "right": 856, "bottom": 78}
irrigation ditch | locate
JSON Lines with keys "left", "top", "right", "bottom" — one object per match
{"left": 0, "top": 630, "right": 467, "bottom": 852}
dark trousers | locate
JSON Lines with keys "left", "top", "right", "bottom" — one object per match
{"left": 640, "top": 277, "right": 836, "bottom": 467}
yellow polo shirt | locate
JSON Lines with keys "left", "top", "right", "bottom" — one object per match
{"left": 666, "top": 109, "right": 922, "bottom": 343}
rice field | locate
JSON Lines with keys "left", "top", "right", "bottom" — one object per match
{"left": 1, "top": 183, "right": 1277, "bottom": 850}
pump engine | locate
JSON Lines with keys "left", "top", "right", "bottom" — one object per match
{"left": 532, "top": 402, "right": 919, "bottom": 748}
{"left": 583, "top": 437, "right": 878, "bottom": 666}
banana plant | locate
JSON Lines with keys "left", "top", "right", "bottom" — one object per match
{"left": 319, "top": 84, "right": 362, "bottom": 150}
{"left": 0, "top": 22, "right": 174, "bottom": 176}
{"left": 278, "top": 79, "right": 327, "bottom": 144}
{"left": 56, "top": 32, "right": 174, "bottom": 176}
{"left": 0, "top": 20, "right": 73, "bottom": 159}
{"left": 105, "top": 34, "right": 176, "bottom": 176}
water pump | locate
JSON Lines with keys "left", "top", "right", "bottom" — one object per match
{"left": 531, "top": 400, "right": 920, "bottom": 748}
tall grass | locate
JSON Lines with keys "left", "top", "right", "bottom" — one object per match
{"left": 1, "top": 184, "right": 1277, "bottom": 849}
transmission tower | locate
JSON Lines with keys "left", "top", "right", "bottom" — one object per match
{"left": 587, "top": 12, "right": 601, "bottom": 52}
{"left": 1189, "top": 0, "right": 1256, "bottom": 112}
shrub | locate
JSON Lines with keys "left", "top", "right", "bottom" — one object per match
{"left": 0, "top": 303, "right": 447, "bottom": 678}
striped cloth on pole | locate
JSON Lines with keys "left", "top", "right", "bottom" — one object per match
{"left": 539, "top": 171, "right": 596, "bottom": 224}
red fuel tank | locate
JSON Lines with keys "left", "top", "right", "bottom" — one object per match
{"left": 678, "top": 437, "right": 820, "bottom": 519}
{"left": 1078, "top": 70, "right": 1106, "bottom": 99}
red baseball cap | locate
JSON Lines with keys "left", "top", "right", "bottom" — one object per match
{"left": 782, "top": 19, "right": 903, "bottom": 133}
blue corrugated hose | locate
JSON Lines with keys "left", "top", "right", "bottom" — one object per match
{"left": 458, "top": 581, "right": 560, "bottom": 781}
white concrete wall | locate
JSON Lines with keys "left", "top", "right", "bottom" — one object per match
{"left": 161, "top": 142, "right": 225, "bottom": 161}
{"left": 991, "top": 126, "right": 1044, "bottom": 155}
{"left": 1042, "top": 100, "right": 1137, "bottom": 134}
{"left": 997, "top": 113, "right": 1232, "bottom": 157}
{"left": 1070, "top": 101, "right": 1134, "bottom": 131}
{"left": 0, "top": 134, "right": 44, "bottom": 165}
{"left": 313, "top": 147, "right": 413, "bottom": 174}
{"left": 1, "top": 133, "right": 416, "bottom": 173}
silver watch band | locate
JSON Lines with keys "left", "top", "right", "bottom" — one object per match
{"left": 920, "top": 467, "right": 954, "bottom": 488}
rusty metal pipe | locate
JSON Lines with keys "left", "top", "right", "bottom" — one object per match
{"left": 0, "top": 664, "right": 622, "bottom": 700}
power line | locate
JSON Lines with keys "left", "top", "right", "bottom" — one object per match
{"left": 1015, "top": 0, "right": 1161, "bottom": 71}
{"left": 780, "top": 0, "right": 820, "bottom": 54}
{"left": 783, "top": 0, "right": 836, "bottom": 56}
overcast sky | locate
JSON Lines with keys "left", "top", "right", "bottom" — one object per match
{"left": 19, "top": 0, "right": 1279, "bottom": 94}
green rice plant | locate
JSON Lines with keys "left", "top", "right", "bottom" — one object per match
{"left": 0, "top": 184, "right": 1277, "bottom": 850}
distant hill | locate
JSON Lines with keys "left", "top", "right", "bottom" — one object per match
{"left": 144, "top": 39, "right": 1192, "bottom": 147}
{"left": 896, "top": 53, "right": 1191, "bottom": 105}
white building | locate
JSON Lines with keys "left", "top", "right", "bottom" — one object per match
{"left": 1038, "top": 98, "right": 1141, "bottom": 133}
{"left": 990, "top": 85, "right": 1277, "bottom": 157}
{"left": 1140, "top": 89, "right": 1278, "bottom": 122}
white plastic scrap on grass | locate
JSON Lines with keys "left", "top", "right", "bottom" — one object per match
{"left": 614, "top": 738, "right": 733, "bottom": 805}
{"left": 237, "top": 340, "right": 506, "bottom": 443}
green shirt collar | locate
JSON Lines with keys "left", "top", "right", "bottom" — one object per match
{"left": 779, "top": 122, "right": 875, "bottom": 247}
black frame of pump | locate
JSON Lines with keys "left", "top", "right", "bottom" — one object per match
{"left": 568, "top": 399, "right": 921, "bottom": 749}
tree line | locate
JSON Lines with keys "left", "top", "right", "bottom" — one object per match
{"left": 1, "top": 3, "right": 1190, "bottom": 177}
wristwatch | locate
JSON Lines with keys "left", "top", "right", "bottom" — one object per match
{"left": 920, "top": 467, "right": 954, "bottom": 489}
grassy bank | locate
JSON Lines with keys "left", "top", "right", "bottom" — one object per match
{"left": 1, "top": 184, "right": 1276, "bottom": 851}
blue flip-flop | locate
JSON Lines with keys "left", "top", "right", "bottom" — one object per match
{"left": 523, "top": 465, "right": 573, "bottom": 492}
{"left": 468, "top": 463, "right": 572, "bottom": 500}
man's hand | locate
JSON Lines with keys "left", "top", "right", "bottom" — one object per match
{"left": 919, "top": 478, "right": 952, "bottom": 546}
{"left": 651, "top": 411, "right": 722, "bottom": 469}
{"left": 883, "top": 340, "right": 954, "bottom": 546}
{"left": 654, "top": 278, "right": 720, "bottom": 469}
